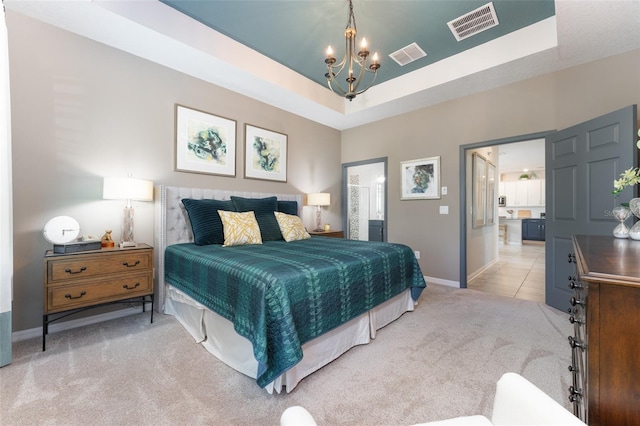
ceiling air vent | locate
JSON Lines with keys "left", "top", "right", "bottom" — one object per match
{"left": 447, "top": 2, "right": 499, "bottom": 42}
{"left": 389, "top": 42, "right": 427, "bottom": 67}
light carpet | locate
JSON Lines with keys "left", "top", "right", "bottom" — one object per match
{"left": 0, "top": 284, "right": 573, "bottom": 425}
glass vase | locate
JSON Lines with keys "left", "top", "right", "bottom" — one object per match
{"left": 627, "top": 198, "right": 640, "bottom": 240}
{"left": 612, "top": 205, "right": 632, "bottom": 238}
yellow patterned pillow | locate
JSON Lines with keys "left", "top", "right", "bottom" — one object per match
{"left": 274, "top": 212, "right": 311, "bottom": 242}
{"left": 218, "top": 210, "right": 263, "bottom": 247}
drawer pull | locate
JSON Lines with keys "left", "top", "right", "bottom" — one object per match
{"left": 64, "top": 266, "right": 87, "bottom": 275}
{"left": 568, "top": 336, "right": 585, "bottom": 350}
{"left": 122, "top": 260, "right": 140, "bottom": 268}
{"left": 568, "top": 253, "right": 576, "bottom": 264}
{"left": 568, "top": 365, "right": 579, "bottom": 373}
{"left": 570, "top": 297, "right": 585, "bottom": 307}
{"left": 568, "top": 278, "right": 583, "bottom": 290}
{"left": 568, "top": 386, "right": 583, "bottom": 402}
{"left": 569, "top": 316, "right": 585, "bottom": 325}
{"left": 123, "top": 282, "right": 140, "bottom": 290}
{"left": 65, "top": 291, "right": 87, "bottom": 300}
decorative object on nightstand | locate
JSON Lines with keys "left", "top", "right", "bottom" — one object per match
{"left": 100, "top": 229, "right": 115, "bottom": 247}
{"left": 43, "top": 216, "right": 101, "bottom": 253}
{"left": 307, "top": 192, "right": 330, "bottom": 232}
{"left": 43, "top": 216, "right": 80, "bottom": 245}
{"left": 103, "top": 176, "right": 153, "bottom": 248}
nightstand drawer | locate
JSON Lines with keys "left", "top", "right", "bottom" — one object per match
{"left": 47, "top": 250, "right": 152, "bottom": 283}
{"left": 47, "top": 273, "right": 152, "bottom": 312}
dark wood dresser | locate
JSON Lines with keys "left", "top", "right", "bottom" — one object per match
{"left": 570, "top": 235, "right": 640, "bottom": 425}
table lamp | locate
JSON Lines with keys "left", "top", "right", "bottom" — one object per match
{"left": 307, "top": 192, "right": 330, "bottom": 232}
{"left": 103, "top": 176, "right": 153, "bottom": 247}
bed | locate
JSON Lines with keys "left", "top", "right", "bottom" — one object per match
{"left": 154, "top": 185, "right": 426, "bottom": 393}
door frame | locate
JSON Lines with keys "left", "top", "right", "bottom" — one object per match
{"left": 341, "top": 157, "right": 388, "bottom": 241}
{"left": 459, "top": 131, "right": 554, "bottom": 288}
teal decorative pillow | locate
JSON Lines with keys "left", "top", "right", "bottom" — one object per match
{"left": 182, "top": 198, "right": 235, "bottom": 245}
{"left": 231, "top": 196, "right": 282, "bottom": 241}
{"left": 277, "top": 200, "right": 298, "bottom": 216}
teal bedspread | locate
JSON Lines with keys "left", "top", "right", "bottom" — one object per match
{"left": 164, "top": 236, "right": 426, "bottom": 388}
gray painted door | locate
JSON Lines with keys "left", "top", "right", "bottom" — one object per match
{"left": 545, "top": 105, "right": 637, "bottom": 311}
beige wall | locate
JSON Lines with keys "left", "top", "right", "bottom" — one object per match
{"left": 8, "top": 9, "right": 640, "bottom": 333}
{"left": 342, "top": 48, "right": 640, "bottom": 283}
{"left": 7, "top": 12, "right": 341, "bottom": 332}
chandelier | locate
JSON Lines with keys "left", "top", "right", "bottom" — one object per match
{"left": 324, "top": 0, "right": 380, "bottom": 101}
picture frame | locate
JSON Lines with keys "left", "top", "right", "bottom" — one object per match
{"left": 244, "top": 124, "right": 288, "bottom": 182}
{"left": 472, "top": 153, "right": 487, "bottom": 228}
{"left": 486, "top": 161, "right": 497, "bottom": 225}
{"left": 174, "top": 104, "right": 236, "bottom": 176}
{"left": 400, "top": 156, "right": 441, "bottom": 200}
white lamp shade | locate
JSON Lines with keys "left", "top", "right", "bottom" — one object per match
{"left": 307, "top": 192, "right": 330, "bottom": 206}
{"left": 103, "top": 177, "right": 154, "bottom": 201}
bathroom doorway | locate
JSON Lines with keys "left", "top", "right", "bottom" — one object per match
{"left": 341, "top": 157, "right": 387, "bottom": 241}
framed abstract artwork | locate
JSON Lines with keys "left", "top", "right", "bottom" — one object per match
{"left": 472, "top": 153, "right": 487, "bottom": 228}
{"left": 174, "top": 104, "right": 236, "bottom": 176}
{"left": 244, "top": 124, "right": 287, "bottom": 182}
{"left": 486, "top": 161, "right": 497, "bottom": 225}
{"left": 400, "top": 156, "right": 441, "bottom": 200}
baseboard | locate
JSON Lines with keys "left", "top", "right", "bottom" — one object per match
{"left": 12, "top": 303, "right": 153, "bottom": 343}
{"left": 424, "top": 276, "right": 460, "bottom": 288}
{"left": 467, "top": 258, "right": 499, "bottom": 282}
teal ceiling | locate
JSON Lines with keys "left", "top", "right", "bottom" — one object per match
{"left": 160, "top": 0, "right": 555, "bottom": 89}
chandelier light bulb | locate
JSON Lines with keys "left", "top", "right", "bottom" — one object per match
{"left": 360, "top": 37, "right": 367, "bottom": 49}
{"left": 326, "top": 46, "right": 333, "bottom": 57}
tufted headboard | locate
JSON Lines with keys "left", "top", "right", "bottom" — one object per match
{"left": 153, "top": 185, "right": 303, "bottom": 311}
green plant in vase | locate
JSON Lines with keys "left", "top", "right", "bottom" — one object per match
{"left": 612, "top": 130, "right": 640, "bottom": 239}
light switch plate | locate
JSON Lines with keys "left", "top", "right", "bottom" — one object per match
{"left": 441, "top": 186, "right": 447, "bottom": 195}
{"left": 439, "top": 206, "right": 449, "bottom": 214}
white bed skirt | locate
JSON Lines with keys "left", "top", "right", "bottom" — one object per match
{"left": 164, "top": 285, "right": 416, "bottom": 394}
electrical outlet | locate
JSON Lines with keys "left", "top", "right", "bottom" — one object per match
{"left": 441, "top": 186, "right": 447, "bottom": 195}
{"left": 414, "top": 250, "right": 420, "bottom": 259}
{"left": 439, "top": 206, "right": 449, "bottom": 214}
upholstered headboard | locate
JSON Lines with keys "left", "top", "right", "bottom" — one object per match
{"left": 153, "top": 185, "right": 303, "bottom": 311}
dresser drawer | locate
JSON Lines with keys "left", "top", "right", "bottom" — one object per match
{"left": 46, "top": 272, "right": 152, "bottom": 312}
{"left": 47, "top": 250, "right": 152, "bottom": 284}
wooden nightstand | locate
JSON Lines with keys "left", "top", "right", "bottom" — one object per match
{"left": 309, "top": 230, "right": 344, "bottom": 238}
{"left": 43, "top": 243, "right": 154, "bottom": 351}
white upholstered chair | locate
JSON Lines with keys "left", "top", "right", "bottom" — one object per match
{"left": 280, "top": 373, "right": 587, "bottom": 426}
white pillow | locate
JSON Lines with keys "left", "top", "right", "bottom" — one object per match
{"left": 218, "top": 210, "right": 263, "bottom": 247}
{"left": 274, "top": 212, "right": 311, "bottom": 242}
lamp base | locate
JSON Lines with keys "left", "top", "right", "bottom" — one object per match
{"left": 312, "top": 228, "right": 324, "bottom": 232}
{"left": 119, "top": 241, "right": 138, "bottom": 248}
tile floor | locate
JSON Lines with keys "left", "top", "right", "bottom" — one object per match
{"left": 468, "top": 241, "right": 545, "bottom": 303}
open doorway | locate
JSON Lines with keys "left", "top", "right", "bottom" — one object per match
{"left": 459, "top": 132, "right": 553, "bottom": 302}
{"left": 341, "top": 157, "right": 387, "bottom": 241}
{"left": 468, "top": 140, "right": 546, "bottom": 302}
